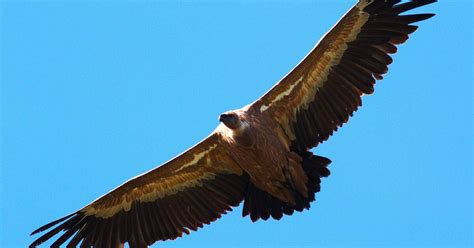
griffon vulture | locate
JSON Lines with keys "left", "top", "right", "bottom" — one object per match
{"left": 30, "top": 0, "right": 436, "bottom": 247}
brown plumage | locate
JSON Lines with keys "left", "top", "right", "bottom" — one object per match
{"left": 30, "top": 1, "right": 435, "bottom": 247}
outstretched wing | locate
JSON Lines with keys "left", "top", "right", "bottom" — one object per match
{"left": 30, "top": 133, "right": 247, "bottom": 248}
{"left": 251, "top": 0, "right": 435, "bottom": 152}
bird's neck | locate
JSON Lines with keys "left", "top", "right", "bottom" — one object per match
{"left": 219, "top": 121, "right": 253, "bottom": 146}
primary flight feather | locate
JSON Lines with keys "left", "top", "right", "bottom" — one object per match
{"left": 30, "top": 1, "right": 436, "bottom": 247}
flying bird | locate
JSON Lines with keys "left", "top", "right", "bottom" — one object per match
{"left": 30, "top": 0, "right": 435, "bottom": 247}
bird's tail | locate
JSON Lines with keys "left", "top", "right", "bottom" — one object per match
{"left": 242, "top": 151, "right": 331, "bottom": 221}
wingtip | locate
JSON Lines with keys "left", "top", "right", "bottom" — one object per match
{"left": 417, "top": 13, "right": 437, "bottom": 22}
{"left": 30, "top": 212, "right": 76, "bottom": 235}
{"left": 30, "top": 227, "right": 45, "bottom": 236}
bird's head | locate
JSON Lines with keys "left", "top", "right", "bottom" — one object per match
{"left": 219, "top": 112, "right": 241, "bottom": 130}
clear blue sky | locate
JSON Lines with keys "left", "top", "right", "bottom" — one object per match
{"left": 1, "top": 1, "right": 472, "bottom": 247}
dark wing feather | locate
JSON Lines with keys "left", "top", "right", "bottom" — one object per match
{"left": 30, "top": 133, "right": 247, "bottom": 248}
{"left": 250, "top": 0, "right": 435, "bottom": 152}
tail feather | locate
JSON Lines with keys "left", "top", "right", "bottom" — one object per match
{"left": 242, "top": 152, "right": 331, "bottom": 222}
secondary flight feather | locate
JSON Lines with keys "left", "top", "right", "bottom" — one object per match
{"left": 30, "top": 1, "right": 436, "bottom": 247}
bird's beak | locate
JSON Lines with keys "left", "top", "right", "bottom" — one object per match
{"left": 219, "top": 114, "right": 226, "bottom": 122}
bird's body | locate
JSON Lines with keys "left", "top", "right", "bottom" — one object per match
{"left": 217, "top": 108, "right": 309, "bottom": 204}
{"left": 30, "top": 1, "right": 436, "bottom": 247}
